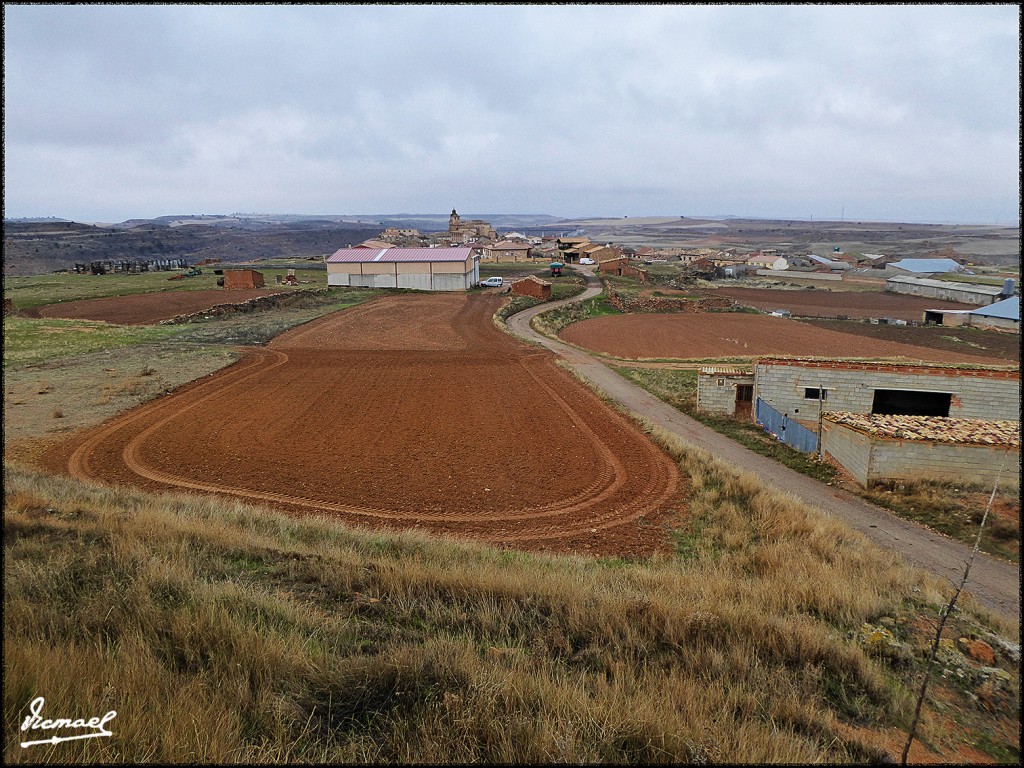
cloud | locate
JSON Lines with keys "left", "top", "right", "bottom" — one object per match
{"left": 3, "top": 4, "right": 1019, "bottom": 223}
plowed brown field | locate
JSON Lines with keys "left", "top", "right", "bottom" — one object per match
{"left": 704, "top": 286, "right": 976, "bottom": 320}
{"left": 29, "top": 289, "right": 287, "bottom": 325}
{"left": 559, "top": 313, "right": 1011, "bottom": 365}
{"left": 42, "top": 294, "right": 683, "bottom": 557}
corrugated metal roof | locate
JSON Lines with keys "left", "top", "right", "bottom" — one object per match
{"left": 886, "top": 276, "right": 1005, "bottom": 295}
{"left": 327, "top": 247, "right": 474, "bottom": 263}
{"left": 889, "top": 258, "right": 963, "bottom": 273}
{"left": 969, "top": 295, "right": 1020, "bottom": 320}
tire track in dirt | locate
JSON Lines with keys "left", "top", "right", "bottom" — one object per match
{"left": 51, "top": 293, "right": 683, "bottom": 556}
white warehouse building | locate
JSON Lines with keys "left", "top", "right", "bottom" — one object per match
{"left": 326, "top": 247, "right": 480, "bottom": 291}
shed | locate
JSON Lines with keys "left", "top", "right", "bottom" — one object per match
{"left": 511, "top": 275, "right": 552, "bottom": 300}
{"left": 821, "top": 413, "right": 1019, "bottom": 487}
{"left": 697, "top": 367, "right": 755, "bottom": 418}
{"left": 753, "top": 357, "right": 1020, "bottom": 423}
{"left": 964, "top": 295, "right": 1020, "bottom": 332}
{"left": 888, "top": 258, "right": 964, "bottom": 275}
{"left": 326, "top": 247, "right": 479, "bottom": 291}
{"left": 223, "top": 269, "right": 265, "bottom": 289}
{"left": 886, "top": 276, "right": 1008, "bottom": 305}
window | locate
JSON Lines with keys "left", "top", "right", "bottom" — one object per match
{"left": 872, "top": 389, "right": 952, "bottom": 417}
{"left": 804, "top": 387, "right": 827, "bottom": 400}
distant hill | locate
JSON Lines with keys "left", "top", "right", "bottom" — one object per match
{"left": 5, "top": 213, "right": 1017, "bottom": 276}
{"left": 2, "top": 220, "right": 382, "bottom": 276}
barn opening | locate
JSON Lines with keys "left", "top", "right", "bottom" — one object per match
{"left": 871, "top": 389, "right": 952, "bottom": 417}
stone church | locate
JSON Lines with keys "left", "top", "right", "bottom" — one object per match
{"left": 447, "top": 209, "right": 497, "bottom": 243}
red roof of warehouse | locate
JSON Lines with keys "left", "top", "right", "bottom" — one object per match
{"left": 327, "top": 247, "right": 474, "bottom": 263}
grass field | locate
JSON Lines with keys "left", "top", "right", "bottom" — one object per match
{"left": 2, "top": 280, "right": 1019, "bottom": 763}
{"left": 4, "top": 268, "right": 331, "bottom": 311}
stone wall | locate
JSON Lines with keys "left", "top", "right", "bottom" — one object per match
{"left": 606, "top": 289, "right": 733, "bottom": 313}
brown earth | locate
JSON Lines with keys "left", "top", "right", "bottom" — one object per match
{"left": 704, "top": 286, "right": 979, "bottom": 320}
{"left": 39, "top": 294, "right": 684, "bottom": 557}
{"left": 798, "top": 319, "right": 1020, "bottom": 363}
{"left": 26, "top": 289, "right": 288, "bottom": 325}
{"left": 558, "top": 312, "right": 1012, "bottom": 365}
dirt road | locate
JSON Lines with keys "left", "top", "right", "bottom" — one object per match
{"left": 506, "top": 267, "right": 1021, "bottom": 621}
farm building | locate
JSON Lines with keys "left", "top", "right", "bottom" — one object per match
{"left": 885, "top": 275, "right": 1013, "bottom": 306}
{"left": 222, "top": 269, "right": 265, "bottom": 289}
{"left": 806, "top": 254, "right": 850, "bottom": 271}
{"left": 753, "top": 358, "right": 1020, "bottom": 423}
{"left": 888, "top": 258, "right": 965, "bottom": 275}
{"left": 696, "top": 367, "right": 755, "bottom": 418}
{"left": 821, "top": 413, "right": 1019, "bottom": 488}
{"left": 511, "top": 275, "right": 552, "bottom": 300}
{"left": 325, "top": 247, "right": 479, "bottom": 291}
{"left": 924, "top": 295, "right": 1020, "bottom": 333}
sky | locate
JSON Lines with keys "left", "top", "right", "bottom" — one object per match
{"left": 3, "top": 4, "right": 1020, "bottom": 225}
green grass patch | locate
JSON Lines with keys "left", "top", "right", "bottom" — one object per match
{"left": 4, "top": 271, "right": 225, "bottom": 310}
{"left": 3, "top": 316, "right": 188, "bottom": 368}
{"left": 532, "top": 291, "right": 619, "bottom": 336}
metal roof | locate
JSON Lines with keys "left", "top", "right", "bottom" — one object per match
{"left": 889, "top": 258, "right": 963, "bottom": 273}
{"left": 886, "top": 276, "right": 1006, "bottom": 295}
{"left": 969, "top": 295, "right": 1020, "bottom": 320}
{"left": 327, "top": 247, "right": 474, "bottom": 263}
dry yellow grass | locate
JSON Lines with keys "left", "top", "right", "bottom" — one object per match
{"left": 5, "top": 434, "right": 1018, "bottom": 764}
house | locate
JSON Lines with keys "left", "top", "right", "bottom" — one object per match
{"left": 325, "top": 247, "right": 480, "bottom": 291}
{"left": 483, "top": 241, "right": 533, "bottom": 262}
{"left": 580, "top": 243, "right": 620, "bottom": 263}
{"left": 556, "top": 237, "right": 590, "bottom": 263}
{"left": 746, "top": 252, "right": 788, "bottom": 270}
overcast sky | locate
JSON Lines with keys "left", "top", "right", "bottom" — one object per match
{"left": 3, "top": 4, "right": 1020, "bottom": 224}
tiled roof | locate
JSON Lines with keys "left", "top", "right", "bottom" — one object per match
{"left": 327, "top": 247, "right": 474, "bottom": 263}
{"left": 824, "top": 413, "right": 1020, "bottom": 447}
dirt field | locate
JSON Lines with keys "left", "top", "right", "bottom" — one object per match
{"left": 798, "top": 319, "right": 1020, "bottom": 362}
{"left": 702, "top": 286, "right": 977, "bottom": 320}
{"left": 41, "top": 294, "right": 683, "bottom": 557}
{"left": 558, "top": 312, "right": 1012, "bottom": 364}
{"left": 27, "top": 289, "right": 288, "bottom": 325}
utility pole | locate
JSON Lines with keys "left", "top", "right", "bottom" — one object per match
{"left": 816, "top": 385, "right": 826, "bottom": 457}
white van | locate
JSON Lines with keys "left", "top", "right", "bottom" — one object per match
{"left": 480, "top": 277, "right": 504, "bottom": 287}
